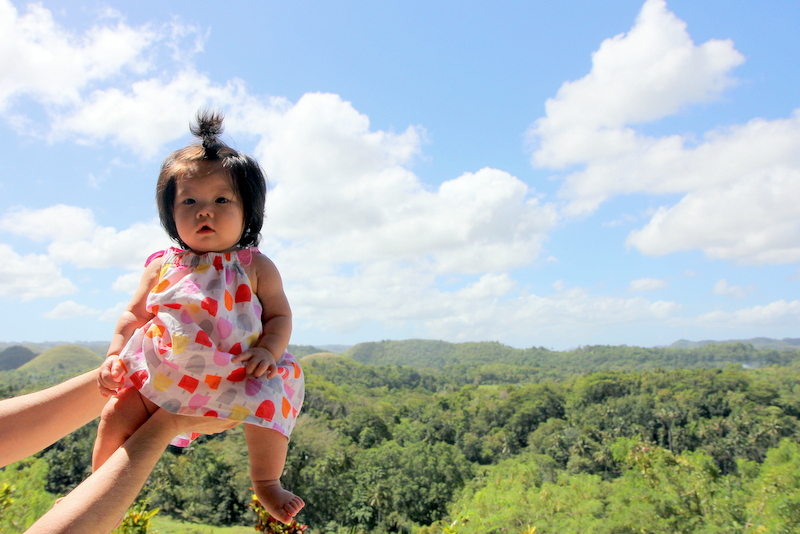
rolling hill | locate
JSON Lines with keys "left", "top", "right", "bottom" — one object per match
{"left": 18, "top": 344, "right": 104, "bottom": 376}
{"left": 670, "top": 337, "right": 800, "bottom": 350}
{"left": 342, "top": 338, "right": 800, "bottom": 374}
{"left": 0, "top": 345, "right": 38, "bottom": 371}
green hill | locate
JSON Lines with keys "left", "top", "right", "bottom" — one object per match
{"left": 671, "top": 337, "right": 800, "bottom": 350}
{"left": 300, "top": 352, "right": 355, "bottom": 364}
{"left": 0, "top": 345, "right": 38, "bottom": 371}
{"left": 18, "top": 344, "right": 104, "bottom": 376}
{"left": 343, "top": 339, "right": 800, "bottom": 378}
{"left": 287, "top": 344, "right": 329, "bottom": 358}
{"left": 345, "top": 339, "right": 527, "bottom": 368}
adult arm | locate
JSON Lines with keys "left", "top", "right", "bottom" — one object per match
{"left": 25, "top": 409, "right": 237, "bottom": 534}
{"left": 0, "top": 369, "right": 107, "bottom": 467}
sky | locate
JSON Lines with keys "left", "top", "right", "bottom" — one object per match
{"left": 0, "top": 0, "right": 798, "bottom": 351}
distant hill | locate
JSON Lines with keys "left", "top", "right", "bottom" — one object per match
{"left": 0, "top": 345, "right": 38, "bottom": 370}
{"left": 18, "top": 345, "right": 104, "bottom": 376}
{"left": 288, "top": 344, "right": 331, "bottom": 358}
{"left": 670, "top": 338, "right": 800, "bottom": 350}
{"left": 345, "top": 339, "right": 524, "bottom": 369}
{"left": 343, "top": 338, "right": 800, "bottom": 376}
{"left": 299, "top": 352, "right": 354, "bottom": 364}
{"left": 317, "top": 344, "right": 351, "bottom": 354}
{"left": 0, "top": 341, "right": 109, "bottom": 358}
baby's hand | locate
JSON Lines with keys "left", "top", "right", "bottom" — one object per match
{"left": 97, "top": 356, "right": 126, "bottom": 396}
{"left": 231, "top": 347, "right": 278, "bottom": 378}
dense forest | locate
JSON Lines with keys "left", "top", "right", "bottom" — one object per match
{"left": 2, "top": 340, "right": 800, "bottom": 533}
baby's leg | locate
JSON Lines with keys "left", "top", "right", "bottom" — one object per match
{"left": 245, "top": 424, "right": 304, "bottom": 524}
{"left": 92, "top": 387, "right": 156, "bottom": 470}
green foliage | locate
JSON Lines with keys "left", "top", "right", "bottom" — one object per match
{"left": 0, "top": 483, "right": 15, "bottom": 518}
{"left": 6, "top": 341, "right": 800, "bottom": 533}
{"left": 344, "top": 339, "right": 800, "bottom": 383}
{"left": 744, "top": 439, "right": 800, "bottom": 532}
{"left": 0, "top": 458, "right": 54, "bottom": 533}
{"left": 41, "top": 422, "right": 97, "bottom": 495}
{"left": 113, "top": 499, "right": 160, "bottom": 534}
{"left": 146, "top": 428, "right": 252, "bottom": 526}
{"left": 251, "top": 495, "right": 308, "bottom": 533}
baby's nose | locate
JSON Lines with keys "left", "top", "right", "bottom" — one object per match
{"left": 196, "top": 202, "right": 214, "bottom": 217}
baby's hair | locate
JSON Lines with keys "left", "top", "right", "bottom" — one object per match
{"left": 156, "top": 110, "right": 267, "bottom": 249}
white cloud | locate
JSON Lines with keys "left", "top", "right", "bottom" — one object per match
{"left": 0, "top": 205, "right": 170, "bottom": 269}
{"left": 112, "top": 272, "right": 143, "bottom": 294}
{"left": 288, "top": 264, "right": 681, "bottom": 345}
{"left": 529, "top": 0, "right": 743, "bottom": 173}
{"left": 44, "top": 300, "right": 100, "bottom": 320}
{"left": 0, "top": 244, "right": 77, "bottom": 300}
{"left": 629, "top": 277, "right": 668, "bottom": 292}
{"left": 259, "top": 93, "right": 559, "bottom": 275}
{"left": 99, "top": 301, "right": 127, "bottom": 323}
{"left": 526, "top": 0, "right": 800, "bottom": 266}
{"left": 0, "top": 0, "right": 157, "bottom": 111}
{"left": 0, "top": 0, "right": 214, "bottom": 157}
{"left": 626, "top": 165, "right": 800, "bottom": 264}
{"left": 423, "top": 286, "right": 681, "bottom": 345}
{"left": 712, "top": 279, "right": 750, "bottom": 299}
{"left": 0, "top": 204, "right": 97, "bottom": 242}
{"left": 697, "top": 300, "right": 800, "bottom": 326}
{"left": 52, "top": 69, "right": 256, "bottom": 158}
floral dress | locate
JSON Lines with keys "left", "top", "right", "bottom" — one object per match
{"left": 118, "top": 247, "right": 304, "bottom": 446}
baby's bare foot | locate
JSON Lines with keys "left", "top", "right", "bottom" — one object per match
{"left": 253, "top": 479, "right": 305, "bottom": 524}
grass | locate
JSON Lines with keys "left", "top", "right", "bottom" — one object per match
{"left": 149, "top": 515, "right": 254, "bottom": 533}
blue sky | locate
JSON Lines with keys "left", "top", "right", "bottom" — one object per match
{"left": 0, "top": 0, "right": 798, "bottom": 350}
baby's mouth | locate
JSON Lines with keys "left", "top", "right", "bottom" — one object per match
{"left": 198, "top": 224, "right": 213, "bottom": 234}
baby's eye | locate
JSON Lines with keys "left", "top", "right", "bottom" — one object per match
{"left": 182, "top": 198, "right": 196, "bottom": 205}
{"left": 215, "top": 197, "right": 229, "bottom": 204}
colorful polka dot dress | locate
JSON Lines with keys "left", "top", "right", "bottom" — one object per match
{"left": 118, "top": 247, "right": 304, "bottom": 447}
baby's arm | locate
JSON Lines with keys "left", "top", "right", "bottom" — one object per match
{"left": 232, "top": 254, "right": 292, "bottom": 378}
{"left": 98, "top": 258, "right": 162, "bottom": 394}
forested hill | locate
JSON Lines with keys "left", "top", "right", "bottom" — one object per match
{"left": 4, "top": 339, "right": 800, "bottom": 532}
{"left": 344, "top": 339, "right": 800, "bottom": 377}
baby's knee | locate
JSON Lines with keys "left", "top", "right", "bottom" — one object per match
{"left": 99, "top": 388, "right": 146, "bottom": 427}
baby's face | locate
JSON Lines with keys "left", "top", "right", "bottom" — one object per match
{"left": 173, "top": 169, "right": 244, "bottom": 253}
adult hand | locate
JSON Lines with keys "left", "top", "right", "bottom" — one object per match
{"left": 155, "top": 409, "right": 241, "bottom": 436}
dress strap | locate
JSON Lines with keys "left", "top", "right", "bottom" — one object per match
{"left": 144, "top": 249, "right": 167, "bottom": 267}
{"left": 237, "top": 247, "right": 259, "bottom": 266}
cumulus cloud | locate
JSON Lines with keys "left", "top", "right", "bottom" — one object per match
{"left": 527, "top": 0, "right": 800, "bottom": 265}
{"left": 423, "top": 286, "right": 681, "bottom": 345}
{"left": 626, "top": 164, "right": 800, "bottom": 264}
{"left": 52, "top": 70, "right": 261, "bottom": 158}
{"left": 259, "top": 93, "right": 559, "bottom": 275}
{"left": 0, "top": 205, "right": 170, "bottom": 269}
{"left": 44, "top": 300, "right": 101, "bottom": 320}
{"left": 0, "top": 244, "right": 77, "bottom": 300}
{"left": 530, "top": 0, "right": 743, "bottom": 173}
{"left": 697, "top": 300, "right": 800, "bottom": 326}
{"left": 629, "top": 277, "right": 668, "bottom": 292}
{"left": 0, "top": 0, "right": 156, "bottom": 111}
{"left": 112, "top": 272, "right": 143, "bottom": 294}
{"left": 712, "top": 279, "right": 750, "bottom": 299}
{"left": 0, "top": 0, "right": 215, "bottom": 157}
